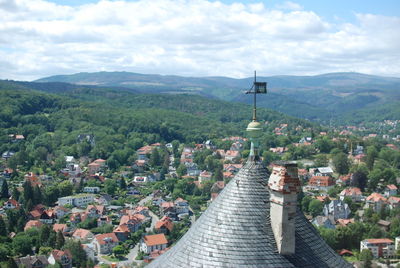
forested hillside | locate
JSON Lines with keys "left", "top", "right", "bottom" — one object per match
{"left": 36, "top": 72, "right": 400, "bottom": 124}
{"left": 0, "top": 80, "right": 317, "bottom": 171}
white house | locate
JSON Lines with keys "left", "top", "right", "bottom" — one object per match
{"left": 140, "top": 234, "right": 168, "bottom": 254}
{"left": 58, "top": 194, "right": 95, "bottom": 207}
{"left": 360, "top": 239, "right": 395, "bottom": 258}
{"left": 366, "top": 193, "right": 387, "bottom": 212}
{"left": 323, "top": 200, "right": 351, "bottom": 220}
{"left": 199, "top": 171, "right": 212, "bottom": 183}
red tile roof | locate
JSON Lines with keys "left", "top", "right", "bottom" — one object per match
{"left": 365, "top": 238, "right": 393, "bottom": 244}
{"left": 308, "top": 176, "right": 335, "bottom": 187}
{"left": 340, "top": 187, "right": 362, "bottom": 196}
{"left": 155, "top": 216, "right": 174, "bottom": 232}
{"left": 366, "top": 192, "right": 387, "bottom": 202}
{"left": 95, "top": 232, "right": 119, "bottom": 245}
{"left": 53, "top": 223, "right": 67, "bottom": 233}
{"left": 24, "top": 220, "right": 43, "bottom": 231}
{"left": 386, "top": 184, "right": 398, "bottom": 190}
{"left": 143, "top": 234, "right": 168, "bottom": 246}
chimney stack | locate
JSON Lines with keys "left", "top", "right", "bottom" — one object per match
{"left": 268, "top": 161, "right": 301, "bottom": 255}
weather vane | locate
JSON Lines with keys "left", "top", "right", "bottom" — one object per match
{"left": 246, "top": 71, "right": 267, "bottom": 121}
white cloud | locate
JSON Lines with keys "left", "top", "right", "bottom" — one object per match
{"left": 0, "top": 0, "right": 399, "bottom": 80}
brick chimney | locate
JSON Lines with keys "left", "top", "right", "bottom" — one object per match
{"left": 268, "top": 162, "right": 301, "bottom": 255}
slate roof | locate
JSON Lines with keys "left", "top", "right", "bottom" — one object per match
{"left": 149, "top": 160, "right": 351, "bottom": 267}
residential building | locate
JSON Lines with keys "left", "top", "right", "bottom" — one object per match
{"left": 307, "top": 176, "right": 335, "bottom": 191}
{"left": 388, "top": 196, "right": 400, "bottom": 209}
{"left": 384, "top": 184, "right": 398, "bottom": 197}
{"left": 15, "top": 256, "right": 49, "bottom": 268}
{"left": 360, "top": 239, "right": 395, "bottom": 258}
{"left": 324, "top": 200, "right": 351, "bottom": 220}
{"left": 312, "top": 216, "right": 335, "bottom": 229}
{"left": 339, "top": 187, "right": 363, "bottom": 202}
{"left": 174, "top": 198, "right": 189, "bottom": 215}
{"left": 39, "top": 210, "right": 56, "bottom": 224}
{"left": 72, "top": 228, "right": 95, "bottom": 243}
{"left": 93, "top": 233, "right": 119, "bottom": 254}
{"left": 199, "top": 171, "right": 212, "bottom": 183}
{"left": 366, "top": 193, "right": 387, "bottom": 212}
{"left": 141, "top": 234, "right": 168, "bottom": 254}
{"left": 224, "top": 150, "right": 241, "bottom": 162}
{"left": 155, "top": 216, "right": 174, "bottom": 234}
{"left": 3, "top": 198, "right": 20, "bottom": 209}
{"left": 312, "top": 167, "right": 334, "bottom": 177}
{"left": 48, "top": 250, "right": 72, "bottom": 268}
{"left": 185, "top": 162, "right": 200, "bottom": 176}
{"left": 57, "top": 194, "right": 95, "bottom": 207}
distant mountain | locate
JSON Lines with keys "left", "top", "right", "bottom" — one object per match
{"left": 36, "top": 72, "right": 400, "bottom": 124}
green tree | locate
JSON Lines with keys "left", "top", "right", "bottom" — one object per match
{"left": 63, "top": 240, "right": 87, "bottom": 267}
{"left": 112, "top": 245, "right": 125, "bottom": 258}
{"left": 359, "top": 249, "right": 373, "bottom": 268}
{"left": 308, "top": 199, "right": 323, "bottom": 217}
{"left": 176, "top": 164, "right": 187, "bottom": 177}
{"left": 59, "top": 181, "right": 73, "bottom": 197}
{"left": 104, "top": 179, "right": 117, "bottom": 195}
{"left": 0, "top": 216, "right": 7, "bottom": 237}
{"left": 23, "top": 181, "right": 34, "bottom": 204}
{"left": 0, "top": 245, "right": 10, "bottom": 261}
{"left": 332, "top": 152, "right": 350, "bottom": 175}
{"left": 366, "top": 146, "right": 378, "bottom": 170}
{"left": 301, "top": 195, "right": 312, "bottom": 213}
{"left": 149, "top": 148, "right": 161, "bottom": 167}
{"left": 1, "top": 180, "right": 9, "bottom": 199}
{"left": 314, "top": 154, "right": 328, "bottom": 167}
{"left": 56, "top": 231, "right": 65, "bottom": 249}
{"left": 12, "top": 234, "right": 33, "bottom": 256}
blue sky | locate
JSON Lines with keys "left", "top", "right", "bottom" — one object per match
{"left": 1, "top": 0, "right": 399, "bottom": 80}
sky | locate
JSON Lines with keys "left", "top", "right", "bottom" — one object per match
{"left": 0, "top": 0, "right": 399, "bottom": 81}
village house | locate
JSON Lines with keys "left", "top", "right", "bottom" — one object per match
{"left": 199, "top": 171, "right": 212, "bottom": 183}
{"left": 223, "top": 164, "right": 242, "bottom": 174}
{"left": 323, "top": 200, "right": 351, "bottom": 220}
{"left": 312, "top": 215, "right": 336, "bottom": 229}
{"left": 307, "top": 176, "right": 335, "bottom": 192}
{"left": 141, "top": 233, "right": 168, "bottom": 254}
{"left": 3, "top": 198, "right": 20, "bottom": 209}
{"left": 113, "top": 224, "right": 130, "bottom": 242}
{"left": 336, "top": 174, "right": 352, "bottom": 187}
{"left": 155, "top": 216, "right": 174, "bottom": 234}
{"left": 174, "top": 198, "right": 189, "bottom": 216}
{"left": 339, "top": 187, "right": 363, "bottom": 202}
{"left": 366, "top": 193, "right": 387, "bottom": 212}
{"left": 15, "top": 255, "right": 49, "bottom": 268}
{"left": 48, "top": 250, "right": 72, "bottom": 268}
{"left": 97, "top": 216, "right": 112, "bottom": 227}
{"left": 388, "top": 196, "right": 400, "bottom": 209}
{"left": 88, "top": 159, "right": 106, "bottom": 175}
{"left": 54, "top": 206, "right": 70, "bottom": 219}
{"left": 93, "top": 233, "right": 119, "bottom": 254}
{"left": 224, "top": 150, "right": 241, "bottom": 162}
{"left": 360, "top": 238, "right": 395, "bottom": 259}
{"left": 72, "top": 228, "right": 95, "bottom": 243}
{"left": 119, "top": 214, "right": 144, "bottom": 232}
{"left": 384, "top": 184, "right": 398, "bottom": 197}
{"left": 311, "top": 167, "right": 334, "bottom": 177}
{"left": 85, "top": 205, "right": 105, "bottom": 219}
{"left": 185, "top": 162, "right": 201, "bottom": 176}
{"left": 39, "top": 210, "right": 56, "bottom": 224}
{"left": 53, "top": 223, "right": 68, "bottom": 234}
